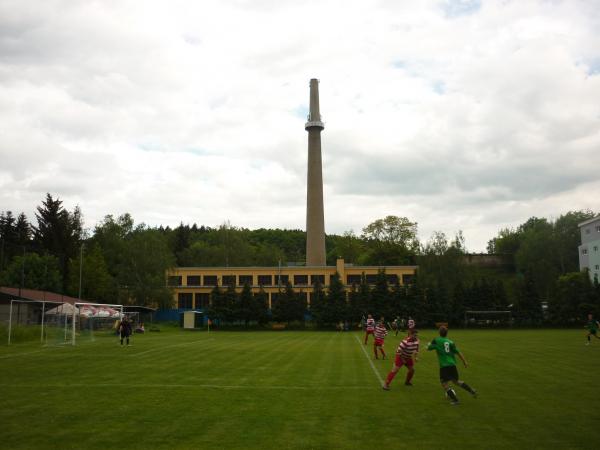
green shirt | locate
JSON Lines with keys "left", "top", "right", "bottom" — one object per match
{"left": 587, "top": 320, "right": 599, "bottom": 332}
{"left": 427, "top": 337, "right": 459, "bottom": 368}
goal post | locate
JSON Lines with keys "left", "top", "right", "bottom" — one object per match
{"left": 71, "top": 302, "right": 123, "bottom": 345}
{"left": 464, "top": 310, "right": 512, "bottom": 328}
{"left": 6, "top": 299, "right": 69, "bottom": 345}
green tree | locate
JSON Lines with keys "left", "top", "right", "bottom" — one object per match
{"left": 66, "top": 243, "right": 116, "bottom": 303}
{"left": 370, "top": 270, "right": 389, "bottom": 319}
{"left": 251, "top": 287, "right": 270, "bottom": 325}
{"left": 238, "top": 282, "right": 254, "bottom": 327}
{"left": 325, "top": 272, "right": 347, "bottom": 325}
{"left": 33, "top": 194, "right": 84, "bottom": 292}
{"left": 0, "top": 252, "right": 61, "bottom": 292}
{"left": 514, "top": 270, "right": 543, "bottom": 325}
{"left": 361, "top": 215, "right": 419, "bottom": 265}
{"left": 118, "top": 228, "right": 175, "bottom": 308}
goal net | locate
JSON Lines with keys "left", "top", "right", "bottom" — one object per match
{"left": 464, "top": 310, "right": 512, "bottom": 328}
{"left": 6, "top": 299, "right": 70, "bottom": 345}
{"left": 71, "top": 302, "right": 123, "bottom": 345}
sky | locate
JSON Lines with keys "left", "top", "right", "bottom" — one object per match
{"left": 1, "top": 0, "right": 599, "bottom": 252}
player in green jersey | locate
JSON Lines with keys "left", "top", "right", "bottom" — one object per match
{"left": 427, "top": 326, "right": 477, "bottom": 405}
{"left": 585, "top": 313, "right": 600, "bottom": 345}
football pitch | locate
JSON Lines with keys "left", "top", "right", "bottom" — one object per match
{"left": 1, "top": 329, "right": 599, "bottom": 449}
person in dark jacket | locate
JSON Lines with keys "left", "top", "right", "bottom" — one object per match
{"left": 119, "top": 316, "right": 132, "bottom": 346}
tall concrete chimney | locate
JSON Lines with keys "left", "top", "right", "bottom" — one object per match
{"left": 305, "top": 79, "right": 326, "bottom": 266}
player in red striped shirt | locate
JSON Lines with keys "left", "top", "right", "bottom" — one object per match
{"left": 373, "top": 320, "right": 388, "bottom": 359}
{"left": 382, "top": 328, "right": 420, "bottom": 389}
{"left": 364, "top": 314, "right": 375, "bottom": 344}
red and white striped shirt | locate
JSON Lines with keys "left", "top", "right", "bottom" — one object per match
{"left": 396, "top": 336, "right": 419, "bottom": 359}
{"left": 366, "top": 318, "right": 375, "bottom": 331}
{"left": 374, "top": 324, "right": 387, "bottom": 340}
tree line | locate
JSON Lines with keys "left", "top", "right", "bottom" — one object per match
{"left": 1, "top": 193, "right": 598, "bottom": 325}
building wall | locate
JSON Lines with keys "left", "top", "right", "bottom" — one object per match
{"left": 579, "top": 216, "right": 600, "bottom": 282}
{"left": 166, "top": 258, "right": 417, "bottom": 310}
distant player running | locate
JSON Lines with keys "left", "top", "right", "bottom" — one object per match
{"left": 364, "top": 314, "right": 375, "bottom": 345}
{"left": 585, "top": 313, "right": 600, "bottom": 345}
{"left": 374, "top": 320, "right": 388, "bottom": 359}
{"left": 427, "top": 326, "right": 477, "bottom": 405}
{"left": 382, "top": 328, "right": 419, "bottom": 389}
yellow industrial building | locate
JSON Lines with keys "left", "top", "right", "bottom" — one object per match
{"left": 168, "top": 258, "right": 417, "bottom": 309}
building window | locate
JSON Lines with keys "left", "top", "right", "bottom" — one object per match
{"left": 257, "top": 275, "right": 272, "bottom": 286}
{"left": 239, "top": 275, "right": 253, "bottom": 286}
{"left": 387, "top": 274, "right": 399, "bottom": 285}
{"left": 402, "top": 274, "right": 415, "bottom": 285}
{"left": 274, "top": 275, "right": 289, "bottom": 285}
{"left": 582, "top": 248, "right": 588, "bottom": 255}
{"left": 203, "top": 275, "right": 218, "bottom": 286}
{"left": 311, "top": 275, "right": 325, "bottom": 285}
{"left": 594, "top": 246, "right": 598, "bottom": 252}
{"left": 596, "top": 265, "right": 600, "bottom": 270}
{"left": 365, "top": 274, "right": 378, "bottom": 284}
{"left": 195, "top": 293, "right": 210, "bottom": 309}
{"left": 596, "top": 225, "right": 600, "bottom": 232}
{"left": 347, "top": 274, "right": 361, "bottom": 285}
{"left": 222, "top": 275, "right": 236, "bottom": 286}
{"left": 168, "top": 276, "right": 182, "bottom": 287}
{"left": 178, "top": 293, "right": 193, "bottom": 309}
{"left": 187, "top": 276, "right": 201, "bottom": 286}
{"left": 294, "top": 275, "right": 309, "bottom": 286}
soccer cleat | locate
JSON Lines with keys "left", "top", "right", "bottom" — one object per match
{"left": 382, "top": 385, "right": 390, "bottom": 391}
{"left": 404, "top": 382, "right": 413, "bottom": 386}
{"left": 470, "top": 389, "right": 477, "bottom": 398}
{"left": 450, "top": 400, "right": 460, "bottom": 406}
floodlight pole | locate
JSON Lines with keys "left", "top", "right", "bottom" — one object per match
{"left": 78, "top": 243, "right": 84, "bottom": 301}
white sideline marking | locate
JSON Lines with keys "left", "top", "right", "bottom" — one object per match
{"left": 0, "top": 346, "right": 65, "bottom": 359}
{"left": 131, "top": 338, "right": 215, "bottom": 357}
{"left": 0, "top": 383, "right": 367, "bottom": 391}
{"left": 354, "top": 334, "right": 384, "bottom": 387}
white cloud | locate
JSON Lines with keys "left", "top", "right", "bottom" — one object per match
{"left": 0, "top": 0, "right": 599, "bottom": 252}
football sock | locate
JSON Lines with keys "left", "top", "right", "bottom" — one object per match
{"left": 385, "top": 371, "right": 398, "bottom": 385}
{"left": 446, "top": 388, "right": 458, "bottom": 402}
{"left": 588, "top": 335, "right": 591, "bottom": 342}
{"left": 458, "top": 382, "right": 475, "bottom": 394}
{"left": 405, "top": 371, "right": 414, "bottom": 384}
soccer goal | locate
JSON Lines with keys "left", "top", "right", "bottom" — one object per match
{"left": 6, "top": 299, "right": 70, "bottom": 345}
{"left": 71, "top": 302, "right": 123, "bottom": 345}
{"left": 464, "top": 310, "right": 512, "bottom": 328}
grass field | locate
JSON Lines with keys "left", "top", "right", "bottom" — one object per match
{"left": 1, "top": 328, "right": 599, "bottom": 449}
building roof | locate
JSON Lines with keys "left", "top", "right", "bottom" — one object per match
{"left": 578, "top": 215, "right": 600, "bottom": 227}
{"left": 0, "top": 287, "right": 80, "bottom": 304}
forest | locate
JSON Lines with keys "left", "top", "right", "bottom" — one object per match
{"left": 1, "top": 194, "right": 598, "bottom": 326}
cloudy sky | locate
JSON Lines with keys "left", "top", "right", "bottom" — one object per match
{"left": 1, "top": 0, "right": 599, "bottom": 252}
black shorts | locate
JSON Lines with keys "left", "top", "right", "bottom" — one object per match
{"left": 439, "top": 365, "right": 459, "bottom": 383}
{"left": 589, "top": 329, "right": 597, "bottom": 336}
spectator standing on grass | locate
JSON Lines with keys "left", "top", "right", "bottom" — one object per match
{"left": 585, "top": 313, "right": 600, "bottom": 345}
{"left": 427, "top": 326, "right": 477, "bottom": 405}
{"left": 382, "top": 328, "right": 419, "bottom": 390}
{"left": 119, "top": 316, "right": 132, "bottom": 346}
{"left": 364, "top": 314, "right": 375, "bottom": 344}
{"left": 373, "top": 320, "right": 388, "bottom": 359}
